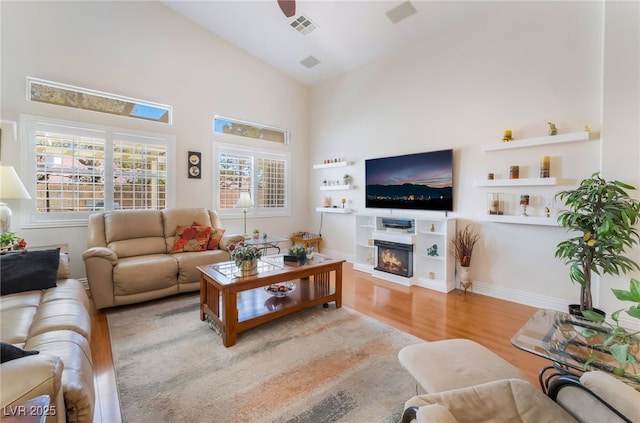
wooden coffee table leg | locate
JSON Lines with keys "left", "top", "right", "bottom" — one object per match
{"left": 222, "top": 287, "right": 238, "bottom": 347}
{"left": 335, "top": 262, "right": 342, "bottom": 308}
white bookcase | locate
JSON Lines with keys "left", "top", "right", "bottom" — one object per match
{"left": 353, "top": 214, "right": 456, "bottom": 293}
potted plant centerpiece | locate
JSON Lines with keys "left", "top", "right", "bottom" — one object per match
{"left": 449, "top": 224, "right": 480, "bottom": 294}
{"left": 287, "top": 243, "right": 307, "bottom": 265}
{"left": 0, "top": 232, "right": 20, "bottom": 251}
{"left": 228, "top": 241, "right": 262, "bottom": 276}
{"left": 555, "top": 173, "right": 640, "bottom": 316}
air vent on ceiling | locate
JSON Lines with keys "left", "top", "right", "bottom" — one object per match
{"left": 290, "top": 14, "right": 318, "bottom": 35}
{"left": 385, "top": 1, "right": 417, "bottom": 24}
{"left": 300, "top": 55, "right": 321, "bottom": 69}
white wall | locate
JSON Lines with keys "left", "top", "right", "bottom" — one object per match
{"left": 310, "top": 1, "right": 639, "bottom": 314}
{"left": 0, "top": 1, "right": 310, "bottom": 278}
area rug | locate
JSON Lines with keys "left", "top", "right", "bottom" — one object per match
{"left": 107, "top": 293, "right": 422, "bottom": 423}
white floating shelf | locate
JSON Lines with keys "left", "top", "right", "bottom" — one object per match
{"left": 319, "top": 184, "right": 350, "bottom": 191}
{"left": 483, "top": 131, "right": 591, "bottom": 152}
{"left": 418, "top": 230, "right": 446, "bottom": 236}
{"left": 313, "top": 161, "right": 350, "bottom": 169}
{"left": 478, "top": 214, "right": 561, "bottom": 226}
{"left": 474, "top": 177, "right": 557, "bottom": 187}
{"left": 316, "top": 207, "right": 352, "bottom": 214}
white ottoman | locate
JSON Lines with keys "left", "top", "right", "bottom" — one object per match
{"left": 398, "top": 339, "right": 530, "bottom": 394}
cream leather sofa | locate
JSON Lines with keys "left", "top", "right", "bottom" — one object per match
{"left": 399, "top": 340, "right": 640, "bottom": 423}
{"left": 83, "top": 208, "right": 243, "bottom": 309}
{"left": 1, "top": 252, "right": 94, "bottom": 423}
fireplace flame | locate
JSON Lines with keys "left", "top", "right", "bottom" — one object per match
{"left": 380, "top": 249, "right": 403, "bottom": 271}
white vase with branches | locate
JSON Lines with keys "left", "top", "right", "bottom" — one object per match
{"left": 450, "top": 225, "right": 480, "bottom": 294}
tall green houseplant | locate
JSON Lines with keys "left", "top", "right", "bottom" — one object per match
{"left": 555, "top": 173, "right": 640, "bottom": 313}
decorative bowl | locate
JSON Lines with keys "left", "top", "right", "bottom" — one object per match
{"left": 264, "top": 282, "right": 296, "bottom": 297}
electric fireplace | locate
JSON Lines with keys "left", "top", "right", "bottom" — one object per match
{"left": 374, "top": 239, "right": 414, "bottom": 278}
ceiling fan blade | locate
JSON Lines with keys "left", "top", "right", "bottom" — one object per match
{"left": 277, "top": 0, "right": 296, "bottom": 18}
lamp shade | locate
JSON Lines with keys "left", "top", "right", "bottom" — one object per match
{"left": 0, "top": 166, "right": 31, "bottom": 200}
{"left": 235, "top": 191, "right": 253, "bottom": 209}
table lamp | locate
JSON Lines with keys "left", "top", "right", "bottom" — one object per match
{"left": 0, "top": 166, "right": 32, "bottom": 234}
{"left": 235, "top": 191, "right": 253, "bottom": 239}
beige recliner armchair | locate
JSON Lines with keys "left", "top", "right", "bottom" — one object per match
{"left": 399, "top": 340, "right": 640, "bottom": 423}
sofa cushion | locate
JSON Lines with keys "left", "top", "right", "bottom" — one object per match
{"left": 192, "top": 221, "right": 226, "bottom": 250}
{"left": 162, "top": 208, "right": 214, "bottom": 252}
{"left": 1, "top": 342, "right": 39, "bottom": 363}
{"left": 113, "top": 254, "right": 178, "bottom": 296}
{"left": 170, "top": 225, "right": 211, "bottom": 253}
{"left": 0, "top": 248, "right": 60, "bottom": 296}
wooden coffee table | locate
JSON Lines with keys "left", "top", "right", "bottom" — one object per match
{"left": 197, "top": 254, "right": 344, "bottom": 347}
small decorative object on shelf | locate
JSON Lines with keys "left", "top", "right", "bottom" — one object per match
{"left": 584, "top": 125, "right": 591, "bottom": 133}
{"left": 343, "top": 174, "right": 350, "bottom": 185}
{"left": 487, "top": 173, "right": 494, "bottom": 180}
{"left": 547, "top": 122, "right": 558, "bottom": 136}
{"left": 520, "top": 195, "right": 530, "bottom": 217}
{"left": 503, "top": 129, "right": 513, "bottom": 141}
{"left": 341, "top": 198, "right": 346, "bottom": 208}
{"left": 430, "top": 223, "right": 435, "bottom": 232}
{"left": 509, "top": 165, "right": 520, "bottom": 179}
{"left": 488, "top": 192, "right": 504, "bottom": 215}
{"left": 427, "top": 244, "right": 439, "bottom": 257}
{"left": 428, "top": 272, "right": 435, "bottom": 280}
{"left": 540, "top": 156, "right": 550, "bottom": 178}
{"left": 322, "top": 196, "right": 331, "bottom": 207}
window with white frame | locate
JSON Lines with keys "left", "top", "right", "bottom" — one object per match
{"left": 215, "top": 144, "right": 289, "bottom": 217}
{"left": 23, "top": 115, "right": 174, "bottom": 226}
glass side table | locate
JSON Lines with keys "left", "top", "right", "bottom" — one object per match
{"left": 511, "top": 309, "right": 640, "bottom": 390}
{"left": 244, "top": 237, "right": 288, "bottom": 255}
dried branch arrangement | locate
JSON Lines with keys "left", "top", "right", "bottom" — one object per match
{"left": 450, "top": 225, "right": 480, "bottom": 267}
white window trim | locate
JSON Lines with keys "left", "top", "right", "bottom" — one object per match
{"left": 20, "top": 114, "right": 175, "bottom": 228}
{"left": 214, "top": 143, "right": 291, "bottom": 218}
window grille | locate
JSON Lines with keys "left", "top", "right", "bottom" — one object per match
{"left": 24, "top": 115, "right": 173, "bottom": 226}
{"left": 216, "top": 145, "right": 289, "bottom": 217}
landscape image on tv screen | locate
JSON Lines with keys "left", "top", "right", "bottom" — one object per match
{"left": 365, "top": 149, "right": 453, "bottom": 211}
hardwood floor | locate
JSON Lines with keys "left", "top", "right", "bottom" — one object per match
{"left": 89, "top": 262, "right": 550, "bottom": 423}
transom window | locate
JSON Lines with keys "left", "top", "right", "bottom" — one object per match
{"left": 215, "top": 144, "right": 289, "bottom": 217}
{"left": 23, "top": 115, "right": 175, "bottom": 226}
{"left": 214, "top": 116, "right": 289, "bottom": 144}
{"left": 27, "top": 77, "right": 172, "bottom": 123}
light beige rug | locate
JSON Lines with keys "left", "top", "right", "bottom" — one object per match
{"left": 107, "top": 293, "right": 422, "bottom": 423}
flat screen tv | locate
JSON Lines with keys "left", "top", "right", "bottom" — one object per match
{"left": 365, "top": 149, "right": 453, "bottom": 212}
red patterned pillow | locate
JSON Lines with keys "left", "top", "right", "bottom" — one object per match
{"left": 192, "top": 221, "right": 226, "bottom": 250}
{"left": 170, "top": 225, "right": 211, "bottom": 254}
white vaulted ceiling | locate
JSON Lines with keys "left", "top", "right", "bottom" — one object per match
{"left": 161, "top": 1, "right": 496, "bottom": 87}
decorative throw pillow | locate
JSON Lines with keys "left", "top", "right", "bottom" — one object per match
{"left": 207, "top": 228, "right": 226, "bottom": 250}
{"left": 192, "top": 221, "right": 226, "bottom": 250}
{"left": 0, "top": 248, "right": 60, "bottom": 296}
{"left": 170, "top": 225, "right": 211, "bottom": 254}
{"left": 1, "top": 342, "right": 39, "bottom": 363}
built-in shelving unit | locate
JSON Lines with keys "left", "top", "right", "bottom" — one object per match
{"left": 319, "top": 184, "right": 350, "bottom": 191}
{"left": 477, "top": 130, "right": 593, "bottom": 226}
{"left": 315, "top": 207, "right": 352, "bottom": 214}
{"left": 478, "top": 214, "right": 561, "bottom": 226}
{"left": 482, "top": 131, "right": 590, "bottom": 152}
{"left": 312, "top": 161, "right": 349, "bottom": 169}
{"left": 474, "top": 177, "right": 557, "bottom": 187}
{"left": 353, "top": 214, "right": 456, "bottom": 293}
{"left": 314, "top": 160, "right": 353, "bottom": 213}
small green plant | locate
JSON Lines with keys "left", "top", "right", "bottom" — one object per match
{"left": 253, "top": 228, "right": 260, "bottom": 234}
{"left": 288, "top": 243, "right": 306, "bottom": 256}
{"left": 0, "top": 232, "right": 19, "bottom": 247}
{"left": 581, "top": 278, "right": 640, "bottom": 379}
